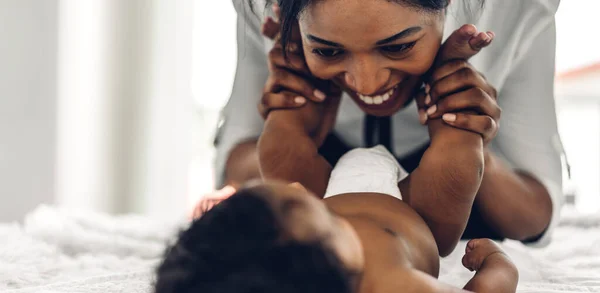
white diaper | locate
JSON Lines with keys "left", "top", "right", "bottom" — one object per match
{"left": 324, "top": 145, "right": 409, "bottom": 200}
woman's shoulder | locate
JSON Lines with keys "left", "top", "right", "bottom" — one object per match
{"left": 448, "top": 0, "right": 558, "bottom": 26}
{"left": 443, "top": 0, "right": 559, "bottom": 87}
{"left": 477, "top": 0, "right": 559, "bottom": 28}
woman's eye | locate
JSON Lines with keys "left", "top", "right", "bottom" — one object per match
{"left": 312, "top": 48, "right": 344, "bottom": 58}
{"left": 380, "top": 42, "right": 416, "bottom": 55}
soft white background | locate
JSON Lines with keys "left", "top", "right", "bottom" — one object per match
{"left": 0, "top": 0, "right": 598, "bottom": 222}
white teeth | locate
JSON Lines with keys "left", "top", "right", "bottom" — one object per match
{"left": 382, "top": 93, "right": 390, "bottom": 101}
{"left": 358, "top": 85, "right": 397, "bottom": 105}
{"left": 358, "top": 94, "right": 374, "bottom": 104}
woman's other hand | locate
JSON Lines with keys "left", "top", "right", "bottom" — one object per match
{"left": 417, "top": 25, "right": 500, "bottom": 145}
{"left": 259, "top": 5, "right": 340, "bottom": 119}
{"left": 424, "top": 58, "right": 500, "bottom": 145}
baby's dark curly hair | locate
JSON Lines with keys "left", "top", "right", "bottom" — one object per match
{"left": 154, "top": 188, "right": 354, "bottom": 293}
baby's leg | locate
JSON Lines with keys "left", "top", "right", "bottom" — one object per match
{"left": 462, "top": 239, "right": 519, "bottom": 292}
{"left": 409, "top": 25, "right": 495, "bottom": 255}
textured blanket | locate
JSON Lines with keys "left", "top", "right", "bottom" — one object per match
{"left": 1, "top": 205, "right": 599, "bottom": 292}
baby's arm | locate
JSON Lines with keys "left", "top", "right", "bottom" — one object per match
{"left": 461, "top": 239, "right": 519, "bottom": 293}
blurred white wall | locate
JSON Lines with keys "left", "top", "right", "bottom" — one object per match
{"left": 555, "top": 1, "right": 600, "bottom": 73}
{"left": 0, "top": 0, "right": 58, "bottom": 222}
{"left": 556, "top": 70, "right": 600, "bottom": 213}
{"left": 55, "top": 0, "right": 195, "bottom": 222}
{"left": 554, "top": 0, "right": 600, "bottom": 213}
{"left": 187, "top": 0, "right": 237, "bottom": 205}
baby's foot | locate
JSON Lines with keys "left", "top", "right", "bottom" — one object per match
{"left": 436, "top": 24, "right": 495, "bottom": 65}
{"left": 461, "top": 238, "right": 509, "bottom": 271}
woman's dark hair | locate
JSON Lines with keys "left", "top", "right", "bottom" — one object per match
{"left": 252, "top": 0, "right": 485, "bottom": 56}
{"left": 154, "top": 188, "right": 354, "bottom": 293}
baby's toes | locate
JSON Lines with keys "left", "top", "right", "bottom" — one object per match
{"left": 461, "top": 252, "right": 478, "bottom": 271}
{"left": 470, "top": 31, "right": 493, "bottom": 50}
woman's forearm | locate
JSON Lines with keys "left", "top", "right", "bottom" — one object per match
{"left": 475, "top": 150, "right": 553, "bottom": 240}
{"left": 257, "top": 111, "right": 332, "bottom": 197}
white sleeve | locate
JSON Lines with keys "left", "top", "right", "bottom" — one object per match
{"left": 490, "top": 19, "right": 564, "bottom": 247}
{"left": 213, "top": 0, "right": 270, "bottom": 187}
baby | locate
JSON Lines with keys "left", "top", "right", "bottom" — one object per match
{"left": 154, "top": 146, "right": 518, "bottom": 293}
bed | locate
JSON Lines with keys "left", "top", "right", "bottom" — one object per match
{"left": 1, "top": 205, "right": 599, "bottom": 292}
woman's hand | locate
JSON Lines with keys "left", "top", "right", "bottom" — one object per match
{"left": 260, "top": 6, "right": 342, "bottom": 147}
{"left": 418, "top": 28, "right": 500, "bottom": 146}
{"left": 424, "top": 59, "right": 500, "bottom": 145}
{"left": 259, "top": 7, "right": 333, "bottom": 118}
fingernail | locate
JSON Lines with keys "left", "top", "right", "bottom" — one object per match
{"left": 418, "top": 110, "right": 427, "bottom": 125}
{"left": 442, "top": 113, "right": 457, "bottom": 122}
{"left": 426, "top": 105, "right": 437, "bottom": 116}
{"left": 425, "top": 94, "right": 431, "bottom": 105}
{"left": 314, "top": 90, "right": 326, "bottom": 101}
{"left": 425, "top": 84, "right": 431, "bottom": 94}
{"left": 295, "top": 96, "right": 306, "bottom": 104}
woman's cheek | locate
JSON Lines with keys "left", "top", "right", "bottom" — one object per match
{"left": 400, "top": 44, "right": 441, "bottom": 76}
{"left": 305, "top": 56, "right": 341, "bottom": 80}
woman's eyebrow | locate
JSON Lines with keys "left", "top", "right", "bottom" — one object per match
{"left": 306, "top": 34, "right": 343, "bottom": 47}
{"left": 306, "top": 26, "right": 422, "bottom": 48}
{"left": 376, "top": 26, "right": 422, "bottom": 45}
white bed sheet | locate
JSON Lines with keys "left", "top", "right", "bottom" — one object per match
{"left": 1, "top": 205, "right": 598, "bottom": 293}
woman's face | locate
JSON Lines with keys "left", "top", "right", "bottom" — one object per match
{"left": 298, "top": 0, "right": 446, "bottom": 116}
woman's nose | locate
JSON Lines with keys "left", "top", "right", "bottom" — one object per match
{"left": 344, "top": 61, "right": 390, "bottom": 96}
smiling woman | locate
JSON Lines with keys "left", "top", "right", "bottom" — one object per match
{"left": 212, "top": 0, "right": 563, "bottom": 254}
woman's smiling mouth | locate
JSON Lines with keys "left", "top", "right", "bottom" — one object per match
{"left": 356, "top": 84, "right": 400, "bottom": 106}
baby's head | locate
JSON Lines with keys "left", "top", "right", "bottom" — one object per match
{"left": 154, "top": 182, "right": 364, "bottom": 293}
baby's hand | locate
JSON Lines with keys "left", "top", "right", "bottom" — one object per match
{"left": 461, "top": 238, "right": 511, "bottom": 272}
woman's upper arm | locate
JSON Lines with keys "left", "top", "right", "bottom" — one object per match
{"left": 214, "top": 0, "right": 269, "bottom": 187}
{"left": 492, "top": 19, "right": 564, "bottom": 242}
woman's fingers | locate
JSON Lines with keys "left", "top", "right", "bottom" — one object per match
{"left": 259, "top": 90, "right": 307, "bottom": 118}
{"left": 414, "top": 89, "right": 429, "bottom": 125}
{"left": 426, "top": 60, "right": 497, "bottom": 106}
{"left": 427, "top": 66, "right": 493, "bottom": 106}
{"left": 268, "top": 46, "right": 309, "bottom": 74}
{"left": 264, "top": 67, "right": 326, "bottom": 102}
{"left": 441, "top": 112, "right": 498, "bottom": 144}
{"left": 427, "top": 87, "right": 500, "bottom": 121}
